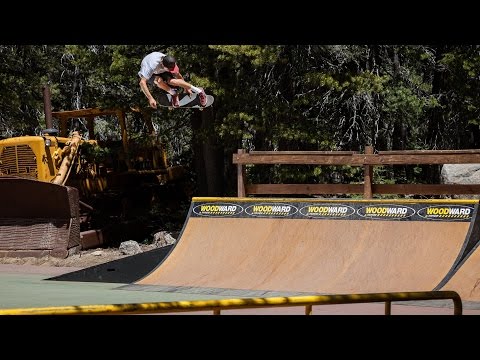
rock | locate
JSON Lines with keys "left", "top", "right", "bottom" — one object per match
{"left": 119, "top": 240, "right": 143, "bottom": 255}
{"left": 153, "top": 231, "right": 177, "bottom": 248}
{"left": 441, "top": 164, "right": 480, "bottom": 199}
{"left": 68, "top": 246, "right": 81, "bottom": 256}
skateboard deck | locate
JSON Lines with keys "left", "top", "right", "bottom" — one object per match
{"left": 156, "top": 91, "right": 214, "bottom": 109}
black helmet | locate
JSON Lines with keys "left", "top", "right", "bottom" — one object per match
{"left": 162, "top": 55, "right": 176, "bottom": 70}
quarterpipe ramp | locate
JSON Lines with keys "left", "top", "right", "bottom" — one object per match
{"left": 132, "top": 197, "right": 480, "bottom": 299}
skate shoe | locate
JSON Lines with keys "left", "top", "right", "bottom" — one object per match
{"left": 198, "top": 88, "right": 207, "bottom": 107}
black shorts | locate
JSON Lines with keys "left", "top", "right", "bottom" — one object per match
{"left": 155, "top": 71, "right": 175, "bottom": 84}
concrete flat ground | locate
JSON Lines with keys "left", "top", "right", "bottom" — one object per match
{"left": 1, "top": 264, "right": 479, "bottom": 315}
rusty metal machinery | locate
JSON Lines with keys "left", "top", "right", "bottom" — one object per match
{"left": 0, "top": 104, "right": 186, "bottom": 257}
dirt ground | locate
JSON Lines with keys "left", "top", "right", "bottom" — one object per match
{"left": 0, "top": 229, "right": 178, "bottom": 269}
{"left": 0, "top": 243, "right": 159, "bottom": 269}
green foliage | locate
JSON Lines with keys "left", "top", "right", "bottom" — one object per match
{"left": 0, "top": 45, "right": 64, "bottom": 135}
{"left": 209, "top": 45, "right": 280, "bottom": 66}
{"left": 2, "top": 44, "right": 480, "bottom": 198}
{"left": 81, "top": 142, "right": 112, "bottom": 163}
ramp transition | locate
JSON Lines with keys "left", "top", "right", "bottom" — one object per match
{"left": 47, "top": 245, "right": 173, "bottom": 284}
{"left": 130, "top": 197, "right": 480, "bottom": 299}
{"left": 440, "top": 226, "right": 480, "bottom": 301}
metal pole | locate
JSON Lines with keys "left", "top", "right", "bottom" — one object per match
{"left": 43, "top": 85, "right": 53, "bottom": 129}
{"left": 385, "top": 301, "right": 391, "bottom": 315}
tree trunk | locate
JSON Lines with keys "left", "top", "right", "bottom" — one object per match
{"left": 191, "top": 108, "right": 224, "bottom": 196}
{"left": 424, "top": 45, "right": 449, "bottom": 184}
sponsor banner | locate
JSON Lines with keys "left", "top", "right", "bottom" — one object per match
{"left": 192, "top": 203, "right": 243, "bottom": 217}
{"left": 244, "top": 203, "right": 298, "bottom": 217}
{"left": 357, "top": 204, "right": 415, "bottom": 220}
{"left": 299, "top": 204, "right": 355, "bottom": 219}
{"left": 190, "top": 201, "right": 475, "bottom": 222}
{"left": 417, "top": 205, "right": 473, "bottom": 221}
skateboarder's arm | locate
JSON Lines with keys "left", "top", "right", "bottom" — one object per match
{"left": 139, "top": 77, "right": 157, "bottom": 109}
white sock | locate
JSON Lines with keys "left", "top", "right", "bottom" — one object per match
{"left": 190, "top": 86, "right": 202, "bottom": 93}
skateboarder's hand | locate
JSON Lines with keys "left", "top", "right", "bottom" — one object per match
{"left": 149, "top": 98, "right": 157, "bottom": 109}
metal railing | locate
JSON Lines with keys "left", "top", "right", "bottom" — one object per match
{"left": 0, "top": 290, "right": 462, "bottom": 315}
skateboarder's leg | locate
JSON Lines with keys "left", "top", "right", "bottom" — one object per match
{"left": 154, "top": 76, "right": 176, "bottom": 95}
{"left": 154, "top": 75, "right": 180, "bottom": 107}
{"left": 158, "top": 72, "right": 207, "bottom": 107}
{"left": 168, "top": 79, "right": 207, "bottom": 107}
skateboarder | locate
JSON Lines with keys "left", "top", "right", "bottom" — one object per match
{"left": 138, "top": 52, "right": 207, "bottom": 108}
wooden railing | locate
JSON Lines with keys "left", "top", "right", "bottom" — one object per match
{"left": 232, "top": 147, "right": 480, "bottom": 198}
{"left": 0, "top": 291, "right": 462, "bottom": 315}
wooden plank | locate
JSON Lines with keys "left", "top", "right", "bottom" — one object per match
{"left": 233, "top": 154, "right": 361, "bottom": 165}
{"left": 250, "top": 151, "right": 358, "bottom": 155}
{"left": 233, "top": 151, "right": 480, "bottom": 165}
{"left": 52, "top": 108, "right": 121, "bottom": 118}
{"left": 378, "top": 149, "right": 480, "bottom": 155}
{"left": 360, "top": 154, "right": 480, "bottom": 165}
{"left": 373, "top": 184, "right": 480, "bottom": 195}
{"left": 245, "top": 184, "right": 365, "bottom": 195}
{"left": 244, "top": 183, "right": 480, "bottom": 196}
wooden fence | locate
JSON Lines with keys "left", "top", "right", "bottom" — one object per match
{"left": 232, "top": 146, "right": 480, "bottom": 198}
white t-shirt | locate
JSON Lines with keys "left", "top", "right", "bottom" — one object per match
{"left": 138, "top": 52, "right": 168, "bottom": 82}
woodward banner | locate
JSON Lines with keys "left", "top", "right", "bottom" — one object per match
{"left": 190, "top": 200, "right": 476, "bottom": 222}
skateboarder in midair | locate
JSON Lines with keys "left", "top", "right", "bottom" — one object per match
{"left": 138, "top": 52, "right": 207, "bottom": 108}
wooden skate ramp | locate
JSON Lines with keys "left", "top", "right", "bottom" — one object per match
{"left": 136, "top": 198, "right": 480, "bottom": 296}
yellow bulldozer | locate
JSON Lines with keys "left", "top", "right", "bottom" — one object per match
{"left": 0, "top": 88, "right": 186, "bottom": 258}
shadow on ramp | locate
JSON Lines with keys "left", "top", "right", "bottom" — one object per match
{"left": 47, "top": 245, "right": 173, "bottom": 284}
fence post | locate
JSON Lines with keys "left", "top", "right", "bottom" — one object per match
{"left": 363, "top": 146, "right": 374, "bottom": 199}
{"left": 237, "top": 149, "right": 246, "bottom": 197}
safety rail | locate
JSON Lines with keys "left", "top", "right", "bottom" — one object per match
{"left": 0, "top": 291, "right": 462, "bottom": 315}
{"left": 232, "top": 147, "right": 480, "bottom": 198}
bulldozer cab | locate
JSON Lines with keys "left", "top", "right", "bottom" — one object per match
{"left": 54, "top": 108, "right": 165, "bottom": 172}
{"left": 51, "top": 107, "right": 185, "bottom": 194}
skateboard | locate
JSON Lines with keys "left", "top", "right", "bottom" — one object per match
{"left": 156, "top": 91, "right": 214, "bottom": 109}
